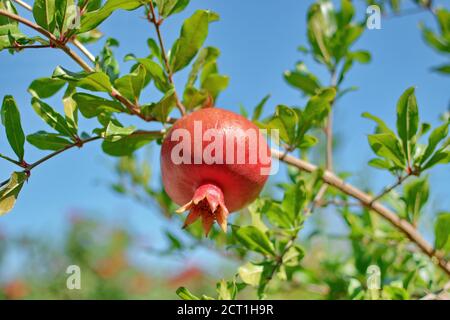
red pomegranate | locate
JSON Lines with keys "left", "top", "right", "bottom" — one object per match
{"left": 160, "top": 108, "right": 271, "bottom": 235}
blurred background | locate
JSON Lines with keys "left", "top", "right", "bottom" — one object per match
{"left": 0, "top": 0, "right": 449, "bottom": 299}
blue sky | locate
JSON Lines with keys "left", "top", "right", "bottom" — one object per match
{"left": 0, "top": 0, "right": 449, "bottom": 276}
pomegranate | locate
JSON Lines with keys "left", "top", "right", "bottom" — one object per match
{"left": 160, "top": 108, "right": 271, "bottom": 235}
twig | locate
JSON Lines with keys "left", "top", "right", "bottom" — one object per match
{"left": 370, "top": 173, "right": 412, "bottom": 205}
{"left": 146, "top": 2, "right": 186, "bottom": 116}
{"left": 11, "top": 0, "right": 31, "bottom": 11}
{"left": 0, "top": 131, "right": 164, "bottom": 189}
{"left": 5, "top": 44, "right": 51, "bottom": 49}
{"left": 271, "top": 149, "right": 450, "bottom": 276}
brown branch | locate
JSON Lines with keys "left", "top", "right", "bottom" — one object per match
{"left": 147, "top": 2, "right": 186, "bottom": 116}
{"left": 271, "top": 149, "right": 450, "bottom": 277}
{"left": 0, "top": 9, "right": 169, "bottom": 123}
{"left": 5, "top": 44, "right": 51, "bottom": 49}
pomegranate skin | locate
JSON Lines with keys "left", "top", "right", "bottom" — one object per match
{"left": 160, "top": 108, "right": 271, "bottom": 234}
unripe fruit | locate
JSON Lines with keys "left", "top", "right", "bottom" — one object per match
{"left": 160, "top": 108, "right": 271, "bottom": 235}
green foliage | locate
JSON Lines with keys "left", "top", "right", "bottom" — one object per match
{"left": 0, "top": 0, "right": 448, "bottom": 301}
{"left": 1, "top": 96, "right": 25, "bottom": 161}
{"left": 365, "top": 87, "right": 449, "bottom": 175}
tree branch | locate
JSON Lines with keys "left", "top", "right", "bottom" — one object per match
{"left": 147, "top": 2, "right": 186, "bottom": 116}
{"left": 0, "top": 9, "right": 166, "bottom": 123}
{"left": 271, "top": 149, "right": 450, "bottom": 276}
{"left": 0, "top": 131, "right": 164, "bottom": 189}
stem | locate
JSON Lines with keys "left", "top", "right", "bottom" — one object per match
{"left": 370, "top": 173, "right": 412, "bottom": 205}
{"left": 271, "top": 149, "right": 450, "bottom": 276}
{"left": 12, "top": 0, "right": 31, "bottom": 11}
{"left": 147, "top": 2, "right": 186, "bottom": 116}
{"left": 0, "top": 153, "right": 23, "bottom": 167}
{"left": 5, "top": 44, "right": 51, "bottom": 49}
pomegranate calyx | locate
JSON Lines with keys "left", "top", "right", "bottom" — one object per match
{"left": 176, "top": 184, "right": 229, "bottom": 236}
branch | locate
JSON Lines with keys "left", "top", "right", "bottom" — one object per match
{"left": 5, "top": 44, "right": 51, "bottom": 50}
{"left": 271, "top": 149, "right": 450, "bottom": 277}
{"left": 147, "top": 2, "right": 186, "bottom": 116}
{"left": 370, "top": 173, "right": 412, "bottom": 205}
{"left": 0, "top": 9, "right": 164, "bottom": 123}
{"left": 0, "top": 131, "right": 164, "bottom": 188}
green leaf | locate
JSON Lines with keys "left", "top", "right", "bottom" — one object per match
{"left": 78, "top": 0, "right": 142, "bottom": 33}
{"left": 201, "top": 73, "right": 229, "bottom": 99}
{"left": 267, "top": 105, "right": 298, "bottom": 145}
{"left": 282, "top": 181, "right": 306, "bottom": 225}
{"left": 104, "top": 122, "right": 135, "bottom": 139}
{"left": 176, "top": 287, "right": 200, "bottom": 300}
{"left": 186, "top": 46, "right": 220, "bottom": 88}
{"left": 55, "top": 0, "right": 77, "bottom": 35}
{"left": 284, "top": 63, "right": 321, "bottom": 96}
{"left": 362, "top": 112, "right": 395, "bottom": 135}
{"left": 28, "top": 77, "right": 66, "bottom": 98}
{"left": 97, "top": 38, "right": 120, "bottom": 82}
{"left": 368, "top": 158, "right": 392, "bottom": 170}
{"left": 349, "top": 50, "right": 371, "bottom": 64}
{"left": 368, "top": 133, "right": 405, "bottom": 167}
{"left": 102, "top": 131, "right": 158, "bottom": 156}
{"left": 432, "top": 64, "right": 450, "bottom": 74}
{"left": 31, "top": 97, "right": 76, "bottom": 138}
{"left": 421, "top": 150, "right": 450, "bottom": 170}
{"left": 137, "top": 58, "right": 172, "bottom": 93}
{"left": 73, "top": 93, "right": 125, "bottom": 118}
{"left": 182, "top": 87, "right": 208, "bottom": 111}
{"left": 170, "top": 10, "right": 218, "bottom": 73}
{"left": 396, "top": 87, "right": 419, "bottom": 161}
{"left": 434, "top": 213, "right": 450, "bottom": 250}
{"left": 52, "top": 66, "right": 112, "bottom": 92}
{"left": 33, "top": 0, "right": 57, "bottom": 33}
{"left": 233, "top": 226, "right": 275, "bottom": 256}
{"left": 0, "top": 171, "right": 27, "bottom": 215}
{"left": 0, "top": 1, "right": 25, "bottom": 50}
{"left": 1, "top": 95, "right": 25, "bottom": 161}
{"left": 403, "top": 178, "right": 429, "bottom": 223}
{"left": 155, "top": 0, "right": 190, "bottom": 18}
{"left": 420, "top": 122, "right": 449, "bottom": 166}
{"left": 62, "top": 85, "right": 77, "bottom": 132}
{"left": 252, "top": 95, "right": 270, "bottom": 121}
{"left": 114, "top": 64, "right": 147, "bottom": 103}
{"left": 141, "top": 89, "right": 176, "bottom": 122}
{"left": 26, "top": 131, "right": 72, "bottom": 150}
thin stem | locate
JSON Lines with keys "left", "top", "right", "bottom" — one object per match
{"left": 12, "top": 0, "right": 31, "bottom": 11}
{"left": 147, "top": 2, "right": 186, "bottom": 116}
{"left": 0, "top": 153, "right": 23, "bottom": 167}
{"left": 72, "top": 38, "right": 96, "bottom": 63}
{"left": 5, "top": 44, "right": 51, "bottom": 49}
{"left": 271, "top": 149, "right": 450, "bottom": 276}
{"left": 370, "top": 173, "right": 412, "bottom": 205}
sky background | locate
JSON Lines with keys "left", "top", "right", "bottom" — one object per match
{"left": 0, "top": 0, "right": 449, "bottom": 279}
